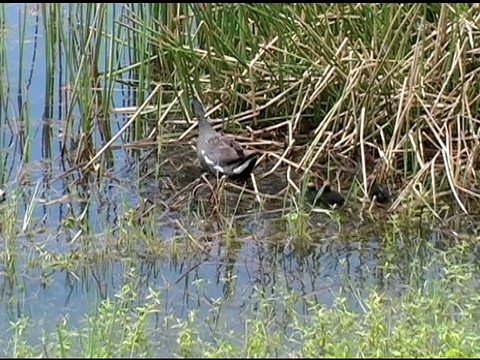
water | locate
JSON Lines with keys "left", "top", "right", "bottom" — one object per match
{"left": 0, "top": 3, "right": 474, "bottom": 356}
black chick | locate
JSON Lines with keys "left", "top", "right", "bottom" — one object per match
{"left": 306, "top": 182, "right": 345, "bottom": 208}
{"left": 369, "top": 182, "right": 391, "bottom": 204}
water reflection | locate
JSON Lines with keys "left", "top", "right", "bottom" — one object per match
{"left": 0, "top": 200, "right": 468, "bottom": 353}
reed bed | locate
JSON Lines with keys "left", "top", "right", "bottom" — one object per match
{"left": 25, "top": 3, "right": 480, "bottom": 217}
{"left": 108, "top": 3, "right": 480, "bottom": 216}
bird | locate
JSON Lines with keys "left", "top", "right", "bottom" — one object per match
{"left": 191, "top": 97, "right": 258, "bottom": 181}
{"left": 369, "top": 181, "right": 391, "bottom": 204}
{"left": 306, "top": 182, "right": 345, "bottom": 208}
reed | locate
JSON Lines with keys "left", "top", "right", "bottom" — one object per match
{"left": 13, "top": 3, "right": 475, "bottom": 216}
{"left": 110, "top": 3, "right": 480, "bottom": 215}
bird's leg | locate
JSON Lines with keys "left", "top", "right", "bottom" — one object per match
{"left": 203, "top": 173, "right": 225, "bottom": 215}
{"left": 210, "top": 174, "right": 227, "bottom": 212}
{"left": 250, "top": 172, "right": 262, "bottom": 204}
{"left": 197, "top": 174, "right": 216, "bottom": 207}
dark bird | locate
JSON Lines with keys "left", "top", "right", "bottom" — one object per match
{"left": 369, "top": 181, "right": 391, "bottom": 204}
{"left": 191, "top": 97, "right": 258, "bottom": 181}
{"left": 306, "top": 182, "right": 345, "bottom": 208}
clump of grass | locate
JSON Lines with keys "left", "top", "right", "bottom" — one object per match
{"left": 0, "top": 3, "right": 476, "bottom": 226}
{"left": 14, "top": 3, "right": 475, "bottom": 220}
{"left": 296, "top": 245, "right": 480, "bottom": 358}
{"left": 108, "top": 3, "right": 480, "bottom": 215}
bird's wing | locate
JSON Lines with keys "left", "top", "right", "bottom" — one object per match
{"left": 202, "top": 136, "right": 246, "bottom": 166}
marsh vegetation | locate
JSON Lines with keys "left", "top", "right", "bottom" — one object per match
{"left": 0, "top": 3, "right": 480, "bottom": 357}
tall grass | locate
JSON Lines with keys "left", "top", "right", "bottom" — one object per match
{"left": 114, "top": 3, "right": 480, "bottom": 214}
{"left": 0, "top": 3, "right": 464, "bottom": 218}
{"left": 0, "top": 3, "right": 11, "bottom": 185}
{"left": 0, "top": 4, "right": 462, "bottom": 216}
